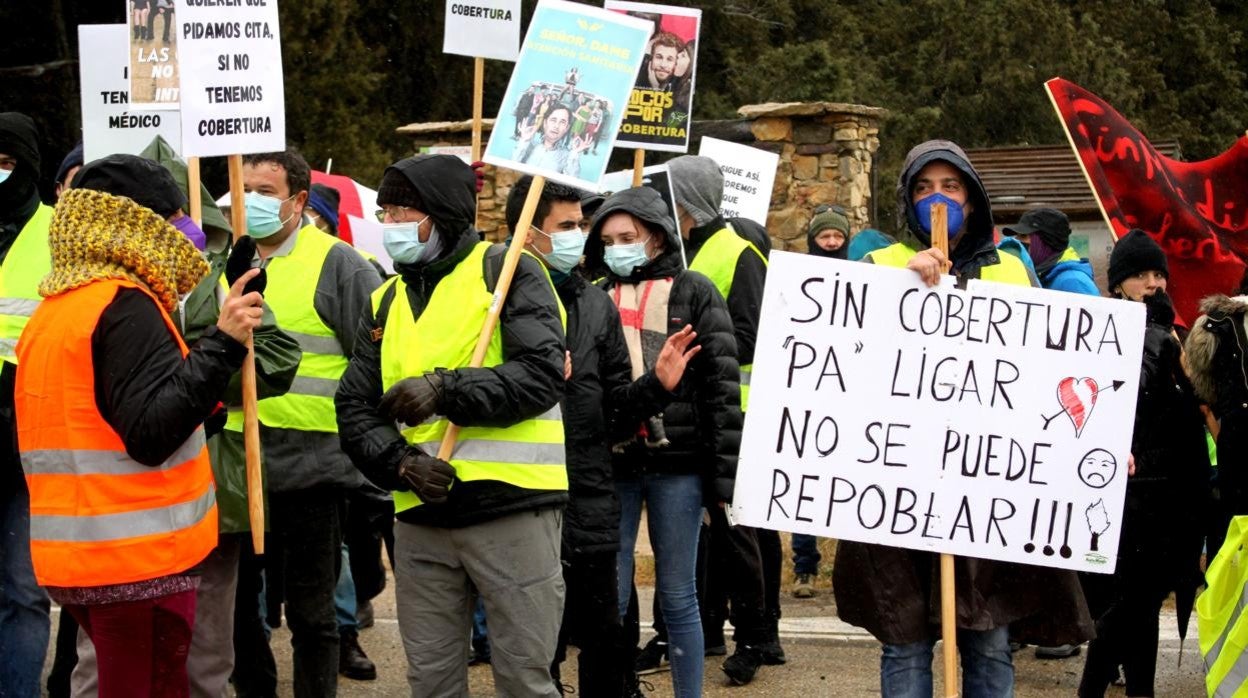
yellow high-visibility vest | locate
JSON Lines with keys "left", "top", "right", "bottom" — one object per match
{"left": 866, "top": 242, "right": 1034, "bottom": 287}
{"left": 0, "top": 203, "right": 53, "bottom": 364}
{"left": 688, "top": 226, "right": 766, "bottom": 410}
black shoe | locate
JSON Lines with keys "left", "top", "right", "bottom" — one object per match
{"left": 705, "top": 627, "right": 727, "bottom": 656}
{"left": 1034, "top": 643, "right": 1082, "bottom": 659}
{"left": 339, "top": 631, "right": 377, "bottom": 681}
{"left": 722, "top": 645, "right": 763, "bottom": 685}
{"left": 758, "top": 638, "right": 787, "bottom": 665}
{"left": 635, "top": 637, "right": 668, "bottom": 675}
{"left": 356, "top": 599, "right": 374, "bottom": 630}
{"left": 622, "top": 669, "right": 654, "bottom": 697}
{"left": 468, "top": 639, "right": 491, "bottom": 666}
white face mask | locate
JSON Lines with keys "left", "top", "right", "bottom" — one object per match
{"left": 382, "top": 216, "right": 434, "bottom": 265}
{"left": 530, "top": 226, "right": 587, "bottom": 274}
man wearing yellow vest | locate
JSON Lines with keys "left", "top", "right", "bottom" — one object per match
{"left": 231, "top": 150, "right": 382, "bottom": 698}
{"left": 834, "top": 139, "right": 1094, "bottom": 696}
{"left": 336, "top": 154, "right": 567, "bottom": 696}
{"left": 16, "top": 153, "right": 264, "bottom": 697}
{"left": 659, "top": 154, "right": 780, "bottom": 684}
{"left": 0, "top": 111, "right": 53, "bottom": 697}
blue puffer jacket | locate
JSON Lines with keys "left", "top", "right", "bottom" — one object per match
{"left": 1042, "top": 249, "right": 1100, "bottom": 296}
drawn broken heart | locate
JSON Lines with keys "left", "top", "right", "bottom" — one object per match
{"left": 1057, "top": 377, "right": 1098, "bottom": 437}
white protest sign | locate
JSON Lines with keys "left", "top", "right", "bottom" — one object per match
{"left": 699, "top": 136, "right": 778, "bottom": 225}
{"left": 175, "top": 0, "right": 286, "bottom": 157}
{"left": 443, "top": 0, "right": 522, "bottom": 62}
{"left": 732, "top": 253, "right": 1145, "bottom": 573}
{"left": 79, "top": 25, "right": 183, "bottom": 162}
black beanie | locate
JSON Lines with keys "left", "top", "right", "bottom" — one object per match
{"left": 1108, "top": 229, "right": 1168, "bottom": 292}
{"left": 55, "top": 141, "right": 84, "bottom": 185}
{"left": 72, "top": 154, "right": 187, "bottom": 219}
{"left": 377, "top": 166, "right": 427, "bottom": 212}
{"left": 0, "top": 112, "right": 42, "bottom": 216}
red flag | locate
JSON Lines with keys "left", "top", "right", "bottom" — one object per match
{"left": 1045, "top": 77, "right": 1248, "bottom": 323}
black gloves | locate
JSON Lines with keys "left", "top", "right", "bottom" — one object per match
{"left": 226, "top": 235, "right": 267, "bottom": 296}
{"left": 380, "top": 372, "right": 444, "bottom": 425}
{"left": 396, "top": 449, "right": 456, "bottom": 504}
{"left": 1143, "top": 289, "right": 1175, "bottom": 327}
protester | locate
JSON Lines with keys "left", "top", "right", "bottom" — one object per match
{"left": 583, "top": 185, "right": 742, "bottom": 698}
{"left": 1076, "top": 229, "right": 1210, "bottom": 697}
{"left": 835, "top": 139, "right": 1094, "bottom": 697}
{"left": 229, "top": 150, "right": 382, "bottom": 698}
{"left": 507, "top": 175, "right": 698, "bottom": 696}
{"left": 16, "top": 154, "right": 263, "bottom": 697}
{"left": 53, "top": 141, "right": 83, "bottom": 200}
{"left": 667, "top": 153, "right": 784, "bottom": 684}
{"left": 1002, "top": 207, "right": 1098, "bottom": 295}
{"left": 0, "top": 110, "right": 53, "bottom": 698}
{"left": 336, "top": 154, "right": 567, "bottom": 696}
{"left": 306, "top": 183, "right": 340, "bottom": 236}
{"left": 806, "top": 203, "right": 851, "bottom": 259}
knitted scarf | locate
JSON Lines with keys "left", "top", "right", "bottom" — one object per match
{"left": 42, "top": 188, "right": 208, "bottom": 312}
{"left": 611, "top": 277, "right": 674, "bottom": 380}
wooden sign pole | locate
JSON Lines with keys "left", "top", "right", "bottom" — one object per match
{"left": 437, "top": 175, "right": 545, "bottom": 459}
{"left": 227, "top": 154, "right": 265, "bottom": 556}
{"left": 187, "top": 157, "right": 203, "bottom": 226}
{"left": 930, "top": 202, "right": 958, "bottom": 697}
{"left": 471, "top": 57, "right": 486, "bottom": 230}
{"left": 632, "top": 148, "right": 645, "bottom": 187}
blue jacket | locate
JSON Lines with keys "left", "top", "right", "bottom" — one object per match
{"left": 1042, "top": 248, "right": 1100, "bottom": 296}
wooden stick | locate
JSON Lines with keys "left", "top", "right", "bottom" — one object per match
{"left": 437, "top": 175, "right": 545, "bottom": 461}
{"left": 227, "top": 154, "right": 265, "bottom": 556}
{"left": 471, "top": 56, "right": 485, "bottom": 230}
{"left": 187, "top": 157, "right": 203, "bottom": 227}
{"left": 1044, "top": 82, "right": 1118, "bottom": 242}
{"left": 930, "top": 201, "right": 957, "bottom": 696}
{"left": 632, "top": 149, "right": 645, "bottom": 187}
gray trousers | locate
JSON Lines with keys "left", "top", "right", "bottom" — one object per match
{"left": 395, "top": 508, "right": 565, "bottom": 697}
{"left": 71, "top": 536, "right": 242, "bottom": 698}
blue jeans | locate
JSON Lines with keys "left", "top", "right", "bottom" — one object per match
{"left": 791, "top": 533, "right": 822, "bottom": 576}
{"left": 617, "top": 473, "right": 703, "bottom": 698}
{"left": 0, "top": 472, "right": 51, "bottom": 698}
{"left": 334, "top": 544, "right": 358, "bottom": 632}
{"left": 881, "top": 625, "right": 1014, "bottom": 698}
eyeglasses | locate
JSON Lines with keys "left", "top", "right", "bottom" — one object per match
{"left": 376, "top": 205, "right": 412, "bottom": 223}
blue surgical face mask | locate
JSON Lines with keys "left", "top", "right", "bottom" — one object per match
{"left": 531, "top": 226, "right": 586, "bottom": 274}
{"left": 604, "top": 236, "right": 652, "bottom": 277}
{"left": 914, "top": 191, "right": 967, "bottom": 240}
{"left": 383, "top": 216, "right": 433, "bottom": 265}
{"left": 245, "top": 191, "right": 295, "bottom": 239}
{"left": 0, "top": 169, "right": 11, "bottom": 186}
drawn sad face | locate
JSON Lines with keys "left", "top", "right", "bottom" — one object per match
{"left": 1078, "top": 449, "right": 1117, "bottom": 489}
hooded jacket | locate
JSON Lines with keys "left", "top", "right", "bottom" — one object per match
{"left": 1042, "top": 249, "right": 1100, "bottom": 296}
{"left": 584, "top": 187, "right": 742, "bottom": 502}
{"left": 870, "top": 140, "right": 1030, "bottom": 284}
{"left": 1187, "top": 295, "right": 1248, "bottom": 517}
{"left": 336, "top": 155, "right": 567, "bottom": 528}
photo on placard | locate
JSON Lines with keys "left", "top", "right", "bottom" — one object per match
{"left": 483, "top": 0, "right": 653, "bottom": 191}
{"left": 604, "top": 1, "right": 700, "bottom": 153}
{"left": 127, "top": 0, "right": 180, "bottom": 108}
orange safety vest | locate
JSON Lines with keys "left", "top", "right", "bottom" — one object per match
{"left": 16, "top": 278, "right": 217, "bottom": 588}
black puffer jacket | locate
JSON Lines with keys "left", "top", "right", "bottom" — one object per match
{"left": 557, "top": 273, "right": 671, "bottom": 556}
{"left": 585, "top": 187, "right": 742, "bottom": 503}
{"left": 335, "top": 155, "right": 567, "bottom": 528}
{"left": 1188, "top": 295, "right": 1248, "bottom": 519}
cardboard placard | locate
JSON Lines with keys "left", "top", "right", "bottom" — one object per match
{"left": 79, "top": 24, "right": 183, "bottom": 162}
{"left": 732, "top": 253, "right": 1145, "bottom": 573}
{"left": 604, "top": 1, "right": 700, "bottom": 153}
{"left": 698, "top": 136, "right": 778, "bottom": 226}
{"left": 422, "top": 145, "right": 474, "bottom": 165}
{"left": 443, "top": 0, "right": 522, "bottom": 62}
{"left": 175, "top": 0, "right": 286, "bottom": 157}
{"left": 127, "top": 0, "right": 181, "bottom": 108}
{"left": 483, "top": 0, "right": 652, "bottom": 191}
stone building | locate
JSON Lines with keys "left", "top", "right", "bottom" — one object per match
{"left": 396, "top": 101, "right": 887, "bottom": 250}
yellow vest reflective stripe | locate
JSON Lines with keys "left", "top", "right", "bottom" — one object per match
{"left": 0, "top": 203, "right": 53, "bottom": 364}
{"left": 225, "top": 225, "right": 347, "bottom": 433}
{"left": 688, "top": 226, "right": 766, "bottom": 410}
{"left": 866, "top": 242, "right": 1033, "bottom": 287}
{"left": 372, "top": 241, "right": 567, "bottom": 513}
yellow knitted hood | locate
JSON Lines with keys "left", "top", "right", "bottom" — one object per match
{"left": 42, "top": 188, "right": 209, "bottom": 312}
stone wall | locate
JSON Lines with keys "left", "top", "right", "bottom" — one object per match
{"left": 396, "top": 101, "right": 886, "bottom": 249}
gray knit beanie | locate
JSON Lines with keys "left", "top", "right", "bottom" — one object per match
{"left": 667, "top": 155, "right": 724, "bottom": 227}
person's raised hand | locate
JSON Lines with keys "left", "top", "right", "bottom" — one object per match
{"left": 470, "top": 161, "right": 486, "bottom": 194}
{"left": 906, "top": 247, "right": 949, "bottom": 287}
{"left": 655, "top": 325, "right": 701, "bottom": 392}
{"left": 217, "top": 268, "right": 264, "bottom": 343}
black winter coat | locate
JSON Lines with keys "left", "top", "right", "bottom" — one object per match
{"left": 335, "top": 155, "right": 567, "bottom": 528}
{"left": 585, "top": 187, "right": 742, "bottom": 503}
{"left": 557, "top": 274, "right": 671, "bottom": 556}
{"left": 1187, "top": 295, "right": 1248, "bottom": 517}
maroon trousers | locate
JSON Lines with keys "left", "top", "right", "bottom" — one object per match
{"left": 66, "top": 589, "right": 197, "bottom": 698}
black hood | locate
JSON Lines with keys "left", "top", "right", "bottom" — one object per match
{"left": 896, "top": 140, "right": 996, "bottom": 270}
{"left": 380, "top": 154, "right": 478, "bottom": 246}
{"left": 585, "top": 186, "right": 684, "bottom": 282}
{"left": 0, "top": 112, "right": 42, "bottom": 218}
